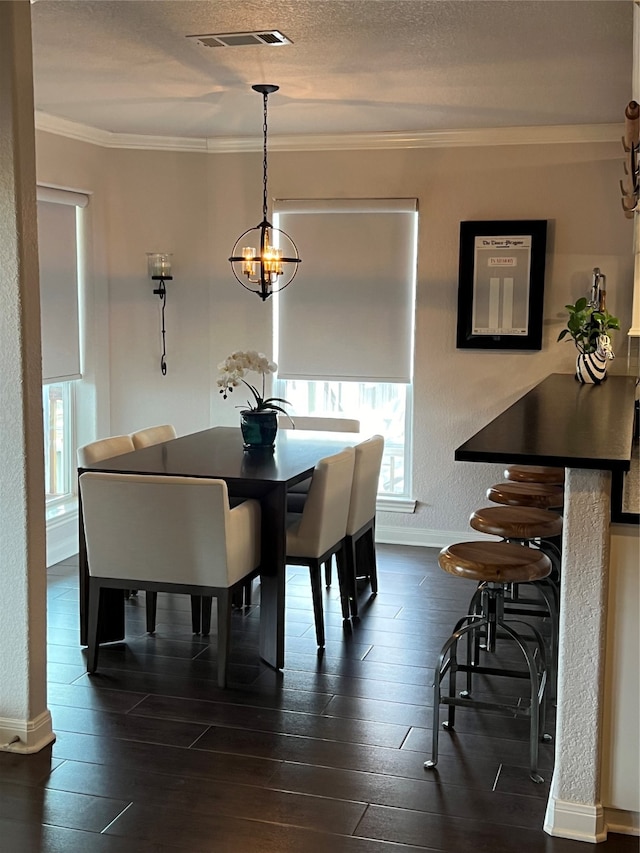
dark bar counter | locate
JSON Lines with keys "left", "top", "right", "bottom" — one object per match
{"left": 453, "top": 371, "right": 639, "bottom": 841}
{"left": 455, "top": 373, "right": 636, "bottom": 473}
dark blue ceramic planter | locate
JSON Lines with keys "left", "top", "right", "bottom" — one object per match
{"left": 240, "top": 410, "right": 278, "bottom": 449}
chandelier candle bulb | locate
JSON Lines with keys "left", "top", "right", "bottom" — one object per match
{"left": 242, "top": 248, "right": 256, "bottom": 277}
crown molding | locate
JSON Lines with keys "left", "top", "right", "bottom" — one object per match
{"left": 35, "top": 111, "right": 623, "bottom": 154}
{"left": 34, "top": 113, "right": 208, "bottom": 152}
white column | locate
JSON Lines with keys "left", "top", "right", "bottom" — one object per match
{"left": 0, "top": 2, "right": 54, "bottom": 753}
{"left": 544, "top": 468, "right": 611, "bottom": 841}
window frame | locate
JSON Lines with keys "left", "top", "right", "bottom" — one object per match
{"left": 43, "top": 379, "right": 78, "bottom": 521}
{"left": 273, "top": 375, "right": 413, "bottom": 502}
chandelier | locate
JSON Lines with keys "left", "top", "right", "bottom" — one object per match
{"left": 229, "top": 84, "right": 301, "bottom": 300}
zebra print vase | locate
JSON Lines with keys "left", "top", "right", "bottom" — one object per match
{"left": 575, "top": 351, "right": 608, "bottom": 384}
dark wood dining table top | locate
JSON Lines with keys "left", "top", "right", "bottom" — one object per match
{"left": 83, "top": 425, "right": 360, "bottom": 491}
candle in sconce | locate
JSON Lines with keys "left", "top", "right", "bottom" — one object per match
{"left": 147, "top": 253, "right": 173, "bottom": 278}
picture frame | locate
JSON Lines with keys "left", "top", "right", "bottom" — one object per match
{"left": 456, "top": 220, "right": 548, "bottom": 350}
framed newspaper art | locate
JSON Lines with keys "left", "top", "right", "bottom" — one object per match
{"left": 456, "top": 220, "right": 548, "bottom": 350}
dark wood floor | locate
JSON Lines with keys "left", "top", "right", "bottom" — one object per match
{"left": 1, "top": 544, "right": 637, "bottom": 852}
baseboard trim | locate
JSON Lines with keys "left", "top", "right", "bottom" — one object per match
{"left": 0, "top": 709, "right": 56, "bottom": 754}
{"left": 604, "top": 808, "right": 640, "bottom": 836}
{"left": 544, "top": 797, "right": 607, "bottom": 842}
{"left": 376, "top": 525, "right": 499, "bottom": 550}
{"left": 46, "top": 510, "right": 79, "bottom": 567}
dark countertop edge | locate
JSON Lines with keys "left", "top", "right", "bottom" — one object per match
{"left": 454, "top": 373, "right": 636, "bottom": 474}
{"left": 454, "top": 448, "right": 632, "bottom": 473}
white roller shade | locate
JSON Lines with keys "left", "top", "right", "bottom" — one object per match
{"left": 37, "top": 185, "right": 89, "bottom": 209}
{"left": 36, "top": 186, "right": 88, "bottom": 383}
{"left": 274, "top": 199, "right": 417, "bottom": 382}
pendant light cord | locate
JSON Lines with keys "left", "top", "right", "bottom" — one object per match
{"left": 262, "top": 90, "right": 269, "bottom": 222}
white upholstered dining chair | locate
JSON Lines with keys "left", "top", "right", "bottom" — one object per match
{"left": 77, "top": 434, "right": 135, "bottom": 467}
{"left": 241, "top": 416, "right": 361, "bottom": 612}
{"left": 77, "top": 435, "right": 138, "bottom": 598}
{"left": 286, "top": 447, "right": 355, "bottom": 645}
{"left": 278, "top": 415, "right": 361, "bottom": 433}
{"left": 344, "top": 435, "right": 384, "bottom": 617}
{"left": 80, "top": 472, "right": 261, "bottom": 687}
{"left": 131, "top": 424, "right": 177, "bottom": 449}
{"left": 281, "top": 416, "right": 360, "bottom": 588}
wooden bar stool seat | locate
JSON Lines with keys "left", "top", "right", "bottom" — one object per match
{"left": 487, "top": 481, "right": 564, "bottom": 510}
{"left": 438, "top": 541, "right": 551, "bottom": 584}
{"left": 470, "top": 504, "right": 562, "bottom": 579}
{"left": 470, "top": 505, "right": 562, "bottom": 540}
{"left": 424, "top": 541, "right": 551, "bottom": 784}
{"left": 504, "top": 465, "right": 565, "bottom": 485}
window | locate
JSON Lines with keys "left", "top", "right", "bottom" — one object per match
{"left": 273, "top": 199, "right": 418, "bottom": 500}
{"left": 43, "top": 381, "right": 76, "bottom": 517}
{"left": 37, "top": 187, "right": 88, "bottom": 383}
{"left": 37, "top": 186, "right": 88, "bottom": 521}
{"left": 276, "top": 378, "right": 410, "bottom": 496}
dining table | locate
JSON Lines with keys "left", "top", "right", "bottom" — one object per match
{"left": 77, "top": 425, "right": 360, "bottom": 670}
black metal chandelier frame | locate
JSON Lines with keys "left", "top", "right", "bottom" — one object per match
{"left": 229, "top": 84, "right": 301, "bottom": 301}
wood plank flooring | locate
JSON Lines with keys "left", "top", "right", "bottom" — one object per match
{"left": 1, "top": 544, "right": 637, "bottom": 852}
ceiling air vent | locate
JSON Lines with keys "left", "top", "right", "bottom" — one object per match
{"left": 186, "top": 30, "right": 292, "bottom": 48}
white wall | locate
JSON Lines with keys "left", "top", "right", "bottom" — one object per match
{"left": 35, "top": 132, "right": 634, "bottom": 540}
{"left": 104, "top": 149, "right": 213, "bottom": 437}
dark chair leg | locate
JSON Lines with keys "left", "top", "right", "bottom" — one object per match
{"left": 201, "top": 596, "right": 213, "bottom": 636}
{"left": 232, "top": 576, "right": 254, "bottom": 607}
{"left": 324, "top": 557, "right": 332, "bottom": 587}
{"left": 349, "top": 527, "right": 378, "bottom": 618}
{"left": 365, "top": 527, "right": 378, "bottom": 594}
{"left": 335, "top": 546, "right": 351, "bottom": 621}
{"left": 309, "top": 560, "right": 325, "bottom": 647}
{"left": 87, "top": 580, "right": 102, "bottom": 673}
{"left": 145, "top": 591, "right": 157, "bottom": 633}
{"left": 346, "top": 536, "right": 359, "bottom": 618}
{"left": 191, "top": 595, "right": 202, "bottom": 633}
{"left": 217, "top": 590, "right": 232, "bottom": 688}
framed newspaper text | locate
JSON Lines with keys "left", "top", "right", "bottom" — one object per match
{"left": 456, "top": 220, "right": 547, "bottom": 350}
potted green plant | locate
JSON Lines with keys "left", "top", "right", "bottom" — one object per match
{"left": 557, "top": 295, "right": 620, "bottom": 383}
{"left": 217, "top": 350, "right": 290, "bottom": 447}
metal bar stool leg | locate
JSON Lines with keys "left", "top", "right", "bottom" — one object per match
{"left": 425, "top": 541, "right": 552, "bottom": 784}
{"left": 424, "top": 618, "right": 485, "bottom": 771}
{"left": 500, "top": 620, "right": 547, "bottom": 783}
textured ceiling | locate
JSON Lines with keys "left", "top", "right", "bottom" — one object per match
{"left": 30, "top": 0, "right": 633, "bottom": 141}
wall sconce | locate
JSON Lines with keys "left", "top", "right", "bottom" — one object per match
{"left": 146, "top": 253, "right": 173, "bottom": 375}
